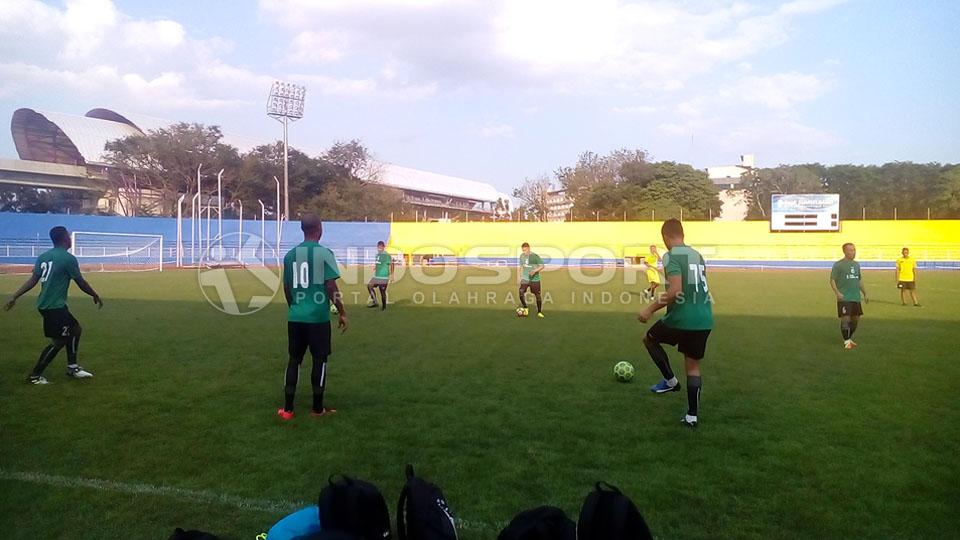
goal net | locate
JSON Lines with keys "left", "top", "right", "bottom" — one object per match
{"left": 70, "top": 231, "right": 164, "bottom": 272}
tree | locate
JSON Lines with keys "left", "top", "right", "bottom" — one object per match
{"left": 742, "top": 165, "right": 825, "bottom": 219}
{"left": 102, "top": 123, "right": 241, "bottom": 216}
{"left": 555, "top": 148, "right": 650, "bottom": 202}
{"left": 569, "top": 161, "right": 719, "bottom": 220}
{"left": 235, "top": 142, "right": 335, "bottom": 219}
{"left": 512, "top": 175, "right": 553, "bottom": 221}
{"left": 0, "top": 186, "right": 88, "bottom": 213}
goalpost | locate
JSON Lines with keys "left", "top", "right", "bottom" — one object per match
{"left": 70, "top": 231, "right": 164, "bottom": 272}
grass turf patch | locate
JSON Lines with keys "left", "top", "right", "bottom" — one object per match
{"left": 1, "top": 267, "right": 958, "bottom": 539}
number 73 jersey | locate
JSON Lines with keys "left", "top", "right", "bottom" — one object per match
{"left": 283, "top": 241, "right": 341, "bottom": 324}
{"left": 661, "top": 244, "right": 714, "bottom": 331}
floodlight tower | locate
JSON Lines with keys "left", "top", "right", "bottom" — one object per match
{"left": 266, "top": 80, "right": 306, "bottom": 221}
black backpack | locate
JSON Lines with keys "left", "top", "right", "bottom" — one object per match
{"left": 396, "top": 465, "right": 458, "bottom": 540}
{"left": 577, "top": 482, "right": 652, "bottom": 540}
{"left": 167, "top": 528, "right": 221, "bottom": 540}
{"left": 318, "top": 474, "right": 393, "bottom": 540}
{"left": 497, "top": 506, "right": 575, "bottom": 540}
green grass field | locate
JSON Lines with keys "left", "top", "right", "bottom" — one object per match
{"left": 1, "top": 266, "right": 958, "bottom": 539}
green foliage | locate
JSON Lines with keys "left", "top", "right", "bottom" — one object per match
{"left": 571, "top": 159, "right": 720, "bottom": 220}
{"left": 102, "top": 123, "right": 241, "bottom": 216}
{"left": 100, "top": 125, "right": 406, "bottom": 220}
{"left": 743, "top": 162, "right": 960, "bottom": 220}
{"left": 0, "top": 185, "right": 88, "bottom": 213}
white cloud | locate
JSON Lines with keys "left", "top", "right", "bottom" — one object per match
{"left": 612, "top": 105, "right": 660, "bottom": 115}
{"left": 720, "top": 72, "right": 831, "bottom": 110}
{"left": 290, "top": 31, "right": 348, "bottom": 65}
{"left": 473, "top": 121, "right": 516, "bottom": 139}
{"left": 258, "top": 0, "right": 847, "bottom": 95}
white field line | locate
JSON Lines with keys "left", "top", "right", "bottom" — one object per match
{"left": 0, "top": 469, "right": 502, "bottom": 532}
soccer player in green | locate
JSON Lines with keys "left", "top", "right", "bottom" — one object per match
{"left": 4, "top": 226, "right": 103, "bottom": 384}
{"left": 278, "top": 215, "right": 347, "bottom": 420}
{"left": 831, "top": 242, "right": 868, "bottom": 350}
{"left": 518, "top": 242, "right": 545, "bottom": 318}
{"left": 366, "top": 240, "right": 393, "bottom": 310}
{"left": 638, "top": 219, "right": 713, "bottom": 427}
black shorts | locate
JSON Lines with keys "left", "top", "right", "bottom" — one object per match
{"left": 288, "top": 321, "right": 332, "bottom": 360}
{"left": 520, "top": 281, "right": 542, "bottom": 295}
{"left": 368, "top": 277, "right": 389, "bottom": 287}
{"left": 897, "top": 281, "right": 915, "bottom": 290}
{"left": 40, "top": 307, "right": 79, "bottom": 339}
{"left": 837, "top": 301, "right": 863, "bottom": 318}
{"left": 647, "top": 320, "right": 711, "bottom": 360}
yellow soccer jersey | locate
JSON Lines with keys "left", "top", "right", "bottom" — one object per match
{"left": 896, "top": 257, "right": 916, "bottom": 282}
{"left": 644, "top": 253, "right": 660, "bottom": 283}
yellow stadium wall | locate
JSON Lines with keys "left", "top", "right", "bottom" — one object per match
{"left": 388, "top": 220, "right": 960, "bottom": 261}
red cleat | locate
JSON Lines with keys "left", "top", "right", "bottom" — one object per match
{"left": 310, "top": 407, "right": 337, "bottom": 417}
{"left": 277, "top": 408, "right": 294, "bottom": 420}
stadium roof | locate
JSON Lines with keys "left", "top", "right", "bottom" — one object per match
{"left": 11, "top": 108, "right": 143, "bottom": 166}
{"left": 10, "top": 107, "right": 505, "bottom": 203}
{"left": 376, "top": 162, "right": 502, "bottom": 203}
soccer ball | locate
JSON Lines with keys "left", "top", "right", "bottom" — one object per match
{"left": 330, "top": 303, "right": 339, "bottom": 315}
{"left": 613, "top": 361, "right": 635, "bottom": 382}
{"left": 515, "top": 307, "right": 526, "bottom": 317}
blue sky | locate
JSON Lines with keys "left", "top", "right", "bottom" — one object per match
{"left": 1, "top": 0, "right": 958, "bottom": 194}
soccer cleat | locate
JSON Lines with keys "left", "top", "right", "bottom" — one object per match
{"left": 366, "top": 300, "right": 379, "bottom": 308}
{"left": 27, "top": 375, "right": 49, "bottom": 385}
{"left": 66, "top": 366, "right": 93, "bottom": 378}
{"left": 537, "top": 312, "right": 545, "bottom": 319}
{"left": 681, "top": 414, "right": 698, "bottom": 427}
{"left": 310, "top": 407, "right": 337, "bottom": 417}
{"left": 650, "top": 379, "right": 681, "bottom": 394}
{"left": 523, "top": 308, "right": 530, "bottom": 317}
{"left": 276, "top": 408, "right": 294, "bottom": 420}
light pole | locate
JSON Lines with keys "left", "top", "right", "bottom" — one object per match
{"left": 258, "top": 199, "right": 266, "bottom": 263}
{"left": 274, "top": 176, "right": 281, "bottom": 266}
{"left": 267, "top": 80, "right": 306, "bottom": 221}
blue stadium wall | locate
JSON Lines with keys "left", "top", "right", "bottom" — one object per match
{"left": 0, "top": 212, "right": 390, "bottom": 266}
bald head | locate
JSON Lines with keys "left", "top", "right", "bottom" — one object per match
{"left": 301, "top": 214, "right": 322, "bottom": 240}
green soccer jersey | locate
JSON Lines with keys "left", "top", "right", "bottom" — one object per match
{"left": 661, "top": 244, "right": 714, "bottom": 330}
{"left": 374, "top": 251, "right": 392, "bottom": 278}
{"left": 520, "top": 252, "right": 543, "bottom": 282}
{"left": 32, "top": 247, "right": 82, "bottom": 310}
{"left": 831, "top": 258, "right": 862, "bottom": 302}
{"left": 283, "top": 241, "right": 341, "bottom": 323}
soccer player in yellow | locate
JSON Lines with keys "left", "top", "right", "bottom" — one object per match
{"left": 895, "top": 247, "right": 921, "bottom": 307}
{"left": 641, "top": 244, "right": 662, "bottom": 301}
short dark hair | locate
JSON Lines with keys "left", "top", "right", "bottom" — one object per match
{"left": 842, "top": 242, "right": 855, "bottom": 250}
{"left": 661, "top": 219, "right": 683, "bottom": 238}
{"left": 521, "top": 242, "right": 530, "bottom": 248}
{"left": 902, "top": 247, "right": 909, "bottom": 252}
{"left": 49, "top": 226, "right": 69, "bottom": 245}
{"left": 377, "top": 240, "right": 385, "bottom": 247}
{"left": 300, "top": 214, "right": 322, "bottom": 236}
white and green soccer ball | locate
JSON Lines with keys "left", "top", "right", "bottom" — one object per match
{"left": 614, "top": 361, "right": 635, "bottom": 382}
{"left": 330, "top": 303, "right": 339, "bottom": 315}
